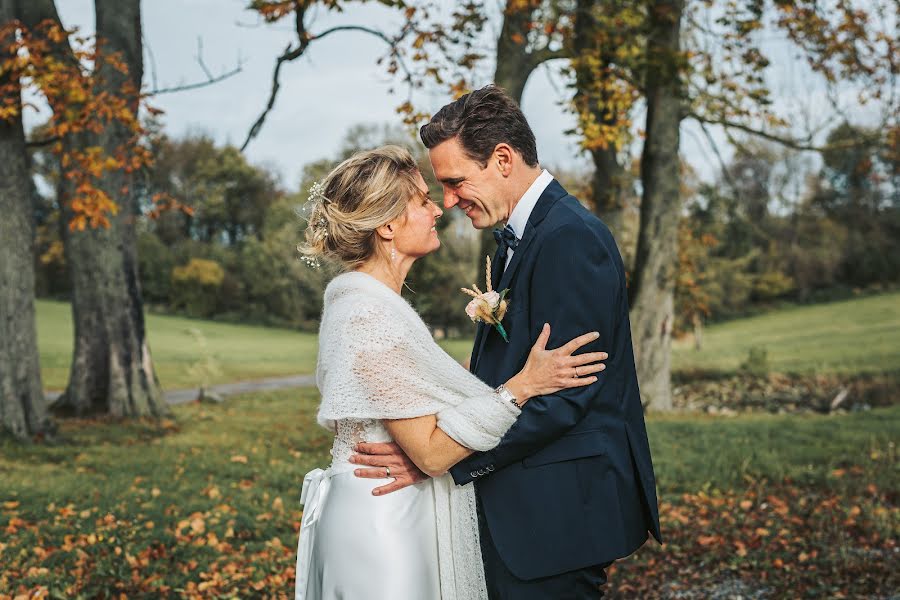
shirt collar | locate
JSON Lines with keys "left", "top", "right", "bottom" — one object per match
{"left": 506, "top": 169, "right": 554, "bottom": 239}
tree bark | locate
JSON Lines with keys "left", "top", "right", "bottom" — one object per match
{"left": 572, "top": 0, "right": 631, "bottom": 242}
{"left": 0, "top": 1, "right": 54, "bottom": 439}
{"left": 628, "top": 0, "right": 684, "bottom": 412}
{"left": 21, "top": 0, "right": 166, "bottom": 417}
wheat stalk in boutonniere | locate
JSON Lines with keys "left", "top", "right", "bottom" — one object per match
{"left": 460, "top": 255, "right": 511, "bottom": 342}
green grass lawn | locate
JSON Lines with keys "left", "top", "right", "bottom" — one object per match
{"left": 37, "top": 290, "right": 900, "bottom": 391}
{"left": 672, "top": 291, "right": 900, "bottom": 375}
{"left": 38, "top": 300, "right": 320, "bottom": 391}
{"left": 2, "top": 389, "right": 896, "bottom": 597}
{"left": 37, "top": 300, "right": 474, "bottom": 391}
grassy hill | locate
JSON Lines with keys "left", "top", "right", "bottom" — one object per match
{"left": 36, "top": 290, "right": 900, "bottom": 390}
{"left": 672, "top": 291, "right": 900, "bottom": 375}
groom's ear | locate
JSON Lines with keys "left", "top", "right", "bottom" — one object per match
{"left": 493, "top": 143, "right": 514, "bottom": 177}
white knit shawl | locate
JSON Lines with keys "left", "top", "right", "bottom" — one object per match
{"left": 315, "top": 271, "right": 520, "bottom": 600}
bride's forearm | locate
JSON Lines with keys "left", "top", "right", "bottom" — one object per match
{"left": 384, "top": 416, "right": 474, "bottom": 478}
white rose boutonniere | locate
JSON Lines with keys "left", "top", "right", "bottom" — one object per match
{"left": 461, "top": 256, "right": 510, "bottom": 342}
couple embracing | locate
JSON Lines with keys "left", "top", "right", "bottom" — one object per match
{"left": 295, "top": 85, "right": 661, "bottom": 599}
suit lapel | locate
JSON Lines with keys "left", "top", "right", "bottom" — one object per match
{"left": 496, "top": 180, "right": 567, "bottom": 293}
{"left": 472, "top": 180, "right": 569, "bottom": 373}
{"left": 472, "top": 243, "right": 505, "bottom": 373}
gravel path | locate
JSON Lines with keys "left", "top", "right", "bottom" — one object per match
{"left": 44, "top": 374, "right": 317, "bottom": 406}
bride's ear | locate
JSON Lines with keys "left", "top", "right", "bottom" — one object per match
{"left": 375, "top": 222, "right": 395, "bottom": 242}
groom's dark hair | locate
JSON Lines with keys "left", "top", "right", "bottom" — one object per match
{"left": 419, "top": 85, "right": 539, "bottom": 168}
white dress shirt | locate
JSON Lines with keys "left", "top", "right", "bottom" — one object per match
{"left": 504, "top": 169, "right": 554, "bottom": 268}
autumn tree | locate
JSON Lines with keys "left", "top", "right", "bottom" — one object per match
{"left": 18, "top": 0, "right": 167, "bottom": 417}
{"left": 0, "top": 4, "right": 53, "bottom": 440}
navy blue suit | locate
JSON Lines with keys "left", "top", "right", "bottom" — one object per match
{"left": 450, "top": 181, "right": 662, "bottom": 592}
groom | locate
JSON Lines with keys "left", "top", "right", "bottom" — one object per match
{"left": 351, "top": 85, "right": 661, "bottom": 597}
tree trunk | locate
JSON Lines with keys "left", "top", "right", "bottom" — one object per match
{"left": 494, "top": 5, "right": 543, "bottom": 102}
{"left": 572, "top": 0, "right": 631, "bottom": 240}
{"left": 476, "top": 1, "right": 568, "bottom": 283}
{"left": 30, "top": 0, "right": 166, "bottom": 417}
{"left": 0, "top": 3, "right": 54, "bottom": 439}
{"left": 628, "top": 0, "right": 684, "bottom": 412}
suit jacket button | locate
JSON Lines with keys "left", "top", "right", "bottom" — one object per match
{"left": 470, "top": 471, "right": 478, "bottom": 478}
{"left": 487, "top": 465, "right": 495, "bottom": 472}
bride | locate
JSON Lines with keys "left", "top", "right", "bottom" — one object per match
{"left": 295, "top": 145, "right": 606, "bottom": 600}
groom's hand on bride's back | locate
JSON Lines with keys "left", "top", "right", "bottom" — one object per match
{"left": 350, "top": 442, "right": 429, "bottom": 495}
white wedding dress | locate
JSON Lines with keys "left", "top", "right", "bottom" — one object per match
{"left": 295, "top": 272, "right": 521, "bottom": 600}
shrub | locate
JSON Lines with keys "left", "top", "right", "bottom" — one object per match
{"left": 171, "top": 258, "right": 225, "bottom": 318}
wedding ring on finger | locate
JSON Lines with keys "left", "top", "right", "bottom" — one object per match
{"left": 573, "top": 366, "right": 579, "bottom": 378}
{"left": 385, "top": 466, "right": 391, "bottom": 478}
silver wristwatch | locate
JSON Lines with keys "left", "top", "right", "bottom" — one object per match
{"left": 495, "top": 384, "right": 522, "bottom": 409}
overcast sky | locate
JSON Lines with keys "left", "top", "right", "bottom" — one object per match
{"left": 39, "top": 0, "right": 889, "bottom": 194}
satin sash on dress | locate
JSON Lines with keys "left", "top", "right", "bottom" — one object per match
{"left": 295, "top": 468, "right": 332, "bottom": 600}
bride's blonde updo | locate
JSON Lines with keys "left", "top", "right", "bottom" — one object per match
{"left": 301, "top": 145, "right": 422, "bottom": 270}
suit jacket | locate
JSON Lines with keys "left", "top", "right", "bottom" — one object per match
{"left": 449, "top": 180, "right": 662, "bottom": 580}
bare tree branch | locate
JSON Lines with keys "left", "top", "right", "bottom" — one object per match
{"left": 240, "top": 11, "right": 414, "bottom": 152}
{"left": 696, "top": 118, "right": 739, "bottom": 197}
{"left": 685, "top": 110, "right": 879, "bottom": 153}
{"left": 25, "top": 136, "right": 61, "bottom": 149}
{"left": 531, "top": 46, "right": 569, "bottom": 65}
{"left": 147, "top": 65, "right": 243, "bottom": 96}
{"left": 143, "top": 33, "right": 159, "bottom": 91}
{"left": 145, "top": 35, "right": 244, "bottom": 97}
{"left": 195, "top": 37, "right": 215, "bottom": 80}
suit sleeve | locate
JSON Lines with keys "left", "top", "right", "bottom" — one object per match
{"left": 450, "top": 222, "right": 620, "bottom": 485}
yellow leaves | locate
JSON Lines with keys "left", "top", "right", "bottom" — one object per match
{"left": 272, "top": 497, "right": 284, "bottom": 513}
{"left": 0, "top": 104, "right": 22, "bottom": 121}
{"left": 190, "top": 517, "right": 205, "bottom": 534}
{"left": 3, "top": 501, "right": 19, "bottom": 510}
{"left": 203, "top": 485, "right": 221, "bottom": 500}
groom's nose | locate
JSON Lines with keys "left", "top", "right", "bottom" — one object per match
{"left": 442, "top": 188, "right": 459, "bottom": 209}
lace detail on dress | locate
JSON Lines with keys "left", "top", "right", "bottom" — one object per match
{"left": 329, "top": 419, "right": 391, "bottom": 466}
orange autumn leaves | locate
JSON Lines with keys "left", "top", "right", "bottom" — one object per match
{"left": 609, "top": 481, "right": 898, "bottom": 598}
{"left": 1, "top": 490, "right": 301, "bottom": 598}
{"left": 0, "top": 19, "right": 184, "bottom": 230}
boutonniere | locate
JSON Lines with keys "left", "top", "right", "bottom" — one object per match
{"left": 461, "top": 256, "right": 510, "bottom": 342}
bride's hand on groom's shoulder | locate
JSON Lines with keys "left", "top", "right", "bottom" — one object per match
{"left": 350, "top": 442, "right": 429, "bottom": 496}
